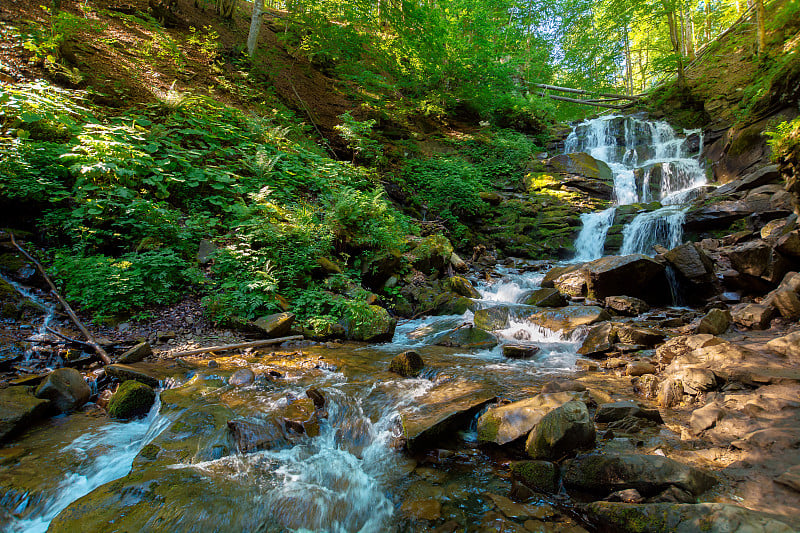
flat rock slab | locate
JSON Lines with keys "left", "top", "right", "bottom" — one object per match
{"left": 104, "top": 364, "right": 161, "bottom": 388}
{"left": 563, "top": 454, "right": 716, "bottom": 497}
{"left": 0, "top": 386, "right": 51, "bottom": 442}
{"left": 527, "top": 306, "right": 610, "bottom": 333}
{"left": 588, "top": 502, "right": 795, "bottom": 533}
{"left": 402, "top": 380, "right": 495, "bottom": 453}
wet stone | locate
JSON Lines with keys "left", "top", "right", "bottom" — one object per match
{"left": 229, "top": 368, "right": 255, "bottom": 387}
{"left": 389, "top": 350, "right": 425, "bottom": 377}
{"left": 502, "top": 344, "right": 541, "bottom": 359}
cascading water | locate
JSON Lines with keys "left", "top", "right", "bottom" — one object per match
{"left": 0, "top": 273, "right": 58, "bottom": 367}
{"left": 567, "top": 116, "right": 707, "bottom": 259}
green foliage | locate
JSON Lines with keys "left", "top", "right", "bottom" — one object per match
{"left": 22, "top": 9, "right": 102, "bottom": 65}
{"left": 334, "top": 112, "right": 383, "bottom": 163}
{"left": 327, "top": 187, "right": 411, "bottom": 251}
{"left": 765, "top": 115, "right": 800, "bottom": 160}
{"left": 51, "top": 249, "right": 200, "bottom": 321}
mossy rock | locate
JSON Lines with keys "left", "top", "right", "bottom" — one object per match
{"left": 107, "top": 380, "right": 156, "bottom": 419}
{"left": 411, "top": 235, "right": 454, "bottom": 274}
{"left": 389, "top": 350, "right": 424, "bottom": 377}
{"left": 445, "top": 276, "right": 481, "bottom": 299}
{"left": 511, "top": 461, "right": 558, "bottom": 493}
{"left": 347, "top": 305, "right": 396, "bottom": 342}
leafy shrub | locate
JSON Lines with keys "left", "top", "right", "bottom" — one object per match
{"left": 327, "top": 187, "right": 411, "bottom": 251}
{"left": 51, "top": 249, "right": 199, "bottom": 321}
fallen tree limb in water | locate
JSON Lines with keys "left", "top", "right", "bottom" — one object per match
{"left": 9, "top": 233, "right": 112, "bottom": 365}
{"left": 166, "top": 335, "right": 304, "bottom": 357}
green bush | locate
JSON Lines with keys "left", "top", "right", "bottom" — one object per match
{"left": 327, "top": 187, "right": 411, "bottom": 251}
{"left": 51, "top": 249, "right": 200, "bottom": 321}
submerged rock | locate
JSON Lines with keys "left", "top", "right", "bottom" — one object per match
{"left": 227, "top": 417, "right": 289, "bottom": 453}
{"left": 229, "top": 368, "right": 255, "bottom": 387}
{"left": 107, "top": 380, "right": 156, "bottom": 419}
{"left": 563, "top": 454, "right": 716, "bottom": 497}
{"left": 587, "top": 502, "right": 794, "bottom": 533}
{"left": 0, "top": 386, "right": 51, "bottom": 442}
{"left": 34, "top": 368, "right": 90, "bottom": 413}
{"left": 389, "top": 350, "right": 425, "bottom": 377}
{"left": 525, "top": 400, "right": 595, "bottom": 460}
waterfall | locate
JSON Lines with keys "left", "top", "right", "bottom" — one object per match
{"left": 567, "top": 116, "right": 707, "bottom": 260}
{"left": 573, "top": 207, "right": 616, "bottom": 262}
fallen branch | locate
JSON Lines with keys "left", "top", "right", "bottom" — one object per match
{"left": 9, "top": 233, "right": 112, "bottom": 365}
{"left": 541, "top": 93, "right": 629, "bottom": 109}
{"left": 532, "top": 83, "right": 642, "bottom": 101}
{"left": 166, "top": 335, "right": 304, "bottom": 357}
{"left": 46, "top": 326, "right": 94, "bottom": 348}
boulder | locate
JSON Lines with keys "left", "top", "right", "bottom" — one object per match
{"left": 107, "top": 380, "right": 156, "bottom": 419}
{"left": 683, "top": 200, "right": 753, "bottom": 232}
{"left": 546, "top": 152, "right": 613, "bottom": 182}
{"left": 595, "top": 401, "right": 662, "bottom": 424}
{"left": 510, "top": 460, "right": 558, "bottom": 493}
{"left": 604, "top": 296, "right": 649, "bottom": 316}
{"left": 446, "top": 276, "right": 481, "bottom": 299}
{"left": 689, "top": 402, "right": 724, "bottom": 435}
{"left": 502, "top": 344, "right": 541, "bottom": 359}
{"left": 553, "top": 270, "right": 588, "bottom": 296}
{"left": 104, "top": 364, "right": 160, "bottom": 388}
{"left": 117, "top": 342, "right": 152, "bottom": 364}
{"left": 525, "top": 400, "right": 595, "bottom": 460}
{"left": 389, "top": 350, "right": 425, "bottom": 377}
{"left": 584, "top": 254, "right": 670, "bottom": 304}
{"left": 616, "top": 326, "right": 664, "bottom": 347}
{"left": 577, "top": 322, "right": 618, "bottom": 357}
{"left": 695, "top": 308, "right": 731, "bottom": 335}
{"left": 769, "top": 287, "right": 800, "bottom": 319}
{"left": 675, "top": 367, "right": 718, "bottom": 393}
{"left": 542, "top": 264, "right": 583, "bottom": 288}
{"left": 229, "top": 368, "right": 255, "bottom": 387}
{"left": 776, "top": 230, "right": 800, "bottom": 257}
{"left": 766, "top": 331, "right": 800, "bottom": 358}
{"left": 731, "top": 303, "right": 775, "bottom": 330}
{"left": 527, "top": 306, "right": 610, "bottom": 333}
{"left": 587, "top": 502, "right": 794, "bottom": 533}
{"left": 0, "top": 386, "right": 51, "bottom": 442}
{"left": 563, "top": 454, "right": 716, "bottom": 497}
{"left": 477, "top": 392, "right": 585, "bottom": 445}
{"left": 474, "top": 306, "right": 511, "bottom": 331}
{"left": 34, "top": 368, "right": 91, "bottom": 413}
{"left": 252, "top": 312, "right": 295, "bottom": 338}
{"left": 402, "top": 380, "right": 495, "bottom": 452}
{"left": 433, "top": 326, "right": 498, "bottom": 349}
{"left": 658, "top": 378, "right": 684, "bottom": 408}
{"left": 725, "top": 239, "right": 789, "bottom": 285}
{"left": 524, "top": 288, "right": 567, "bottom": 308}
{"left": 663, "top": 243, "right": 718, "bottom": 301}
{"left": 632, "top": 374, "right": 661, "bottom": 399}
{"left": 346, "top": 305, "right": 396, "bottom": 342}
{"left": 626, "top": 361, "right": 657, "bottom": 377}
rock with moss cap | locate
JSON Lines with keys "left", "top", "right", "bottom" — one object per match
{"left": 446, "top": 276, "right": 481, "bottom": 299}
{"left": 433, "top": 326, "right": 498, "bottom": 349}
{"left": 0, "top": 386, "right": 52, "bottom": 442}
{"left": 389, "top": 350, "right": 425, "bottom": 377}
{"left": 347, "top": 305, "right": 396, "bottom": 342}
{"left": 524, "top": 288, "right": 567, "bottom": 307}
{"left": 107, "top": 380, "right": 156, "bottom": 419}
{"left": 252, "top": 312, "right": 295, "bottom": 338}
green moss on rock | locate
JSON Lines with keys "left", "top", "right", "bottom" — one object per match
{"left": 107, "top": 380, "right": 156, "bottom": 419}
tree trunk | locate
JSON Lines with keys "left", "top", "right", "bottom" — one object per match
{"left": 247, "top": 0, "right": 264, "bottom": 57}
{"left": 756, "top": 0, "right": 766, "bottom": 57}
{"left": 704, "top": 0, "right": 711, "bottom": 42}
{"left": 666, "top": 8, "right": 686, "bottom": 87}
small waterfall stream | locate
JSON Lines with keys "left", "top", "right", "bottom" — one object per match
{"left": 568, "top": 116, "right": 707, "bottom": 259}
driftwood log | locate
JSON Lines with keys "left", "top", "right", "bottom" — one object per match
{"left": 9, "top": 233, "right": 112, "bottom": 365}
{"left": 167, "top": 335, "right": 304, "bottom": 357}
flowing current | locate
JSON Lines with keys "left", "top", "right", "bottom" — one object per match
{"left": 2, "top": 267, "right": 583, "bottom": 532}
{"left": 567, "top": 115, "right": 707, "bottom": 259}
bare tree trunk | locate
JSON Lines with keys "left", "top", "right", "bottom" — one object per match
{"left": 666, "top": 8, "right": 686, "bottom": 87}
{"left": 756, "top": 0, "right": 766, "bottom": 57}
{"left": 247, "top": 0, "right": 264, "bottom": 57}
{"left": 685, "top": 4, "right": 696, "bottom": 60}
{"left": 624, "top": 25, "right": 634, "bottom": 96}
{"left": 704, "top": 0, "right": 712, "bottom": 42}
